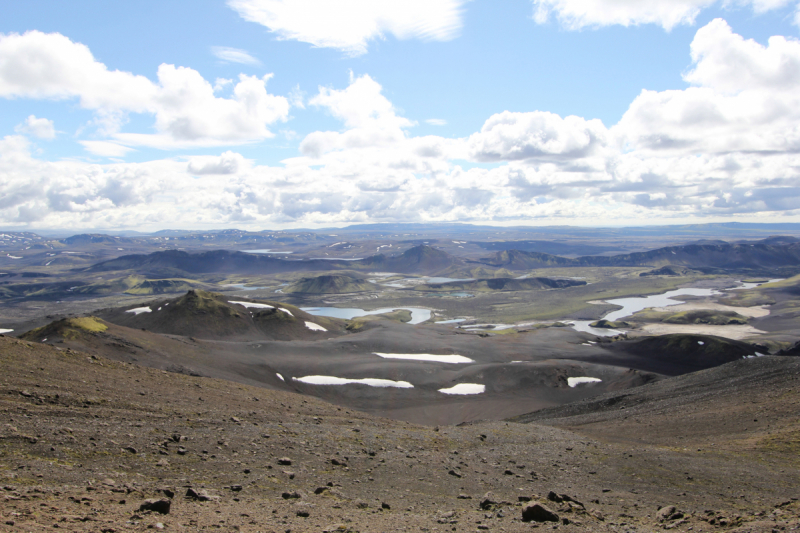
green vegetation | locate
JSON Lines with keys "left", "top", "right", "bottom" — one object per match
{"left": 662, "top": 310, "right": 748, "bottom": 325}
{"left": 21, "top": 316, "right": 108, "bottom": 341}
{"left": 346, "top": 309, "right": 413, "bottom": 331}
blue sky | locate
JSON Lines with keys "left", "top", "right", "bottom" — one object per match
{"left": 1, "top": 0, "right": 799, "bottom": 230}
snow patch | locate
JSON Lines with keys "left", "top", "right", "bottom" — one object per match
{"left": 438, "top": 383, "right": 485, "bottom": 395}
{"left": 305, "top": 321, "right": 327, "bottom": 332}
{"left": 568, "top": 377, "right": 602, "bottom": 387}
{"left": 229, "top": 300, "right": 274, "bottom": 309}
{"left": 279, "top": 308, "right": 294, "bottom": 316}
{"left": 126, "top": 307, "right": 152, "bottom": 315}
{"left": 373, "top": 353, "right": 474, "bottom": 364}
{"left": 293, "top": 376, "right": 413, "bottom": 388}
{"left": 276, "top": 373, "right": 284, "bottom": 381}
{"left": 0, "top": 328, "right": 13, "bottom": 334}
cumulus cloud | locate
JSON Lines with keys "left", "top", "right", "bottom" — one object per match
{"left": 187, "top": 151, "right": 246, "bottom": 175}
{"left": 0, "top": 31, "right": 289, "bottom": 151}
{"left": 227, "top": 0, "right": 464, "bottom": 55}
{"left": 425, "top": 118, "right": 447, "bottom": 126}
{"left": 211, "top": 46, "right": 261, "bottom": 65}
{"left": 468, "top": 111, "right": 610, "bottom": 162}
{"left": 299, "top": 73, "right": 414, "bottom": 157}
{"left": 2, "top": 22, "right": 800, "bottom": 229}
{"left": 615, "top": 19, "right": 800, "bottom": 154}
{"left": 15, "top": 115, "right": 55, "bottom": 139}
{"left": 531, "top": 0, "right": 796, "bottom": 30}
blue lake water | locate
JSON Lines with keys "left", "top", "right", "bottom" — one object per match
{"left": 301, "top": 306, "right": 432, "bottom": 325}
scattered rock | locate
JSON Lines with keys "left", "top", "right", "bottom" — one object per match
{"left": 138, "top": 498, "right": 171, "bottom": 515}
{"left": 281, "top": 490, "right": 304, "bottom": 500}
{"left": 278, "top": 457, "right": 292, "bottom": 466}
{"left": 522, "top": 503, "right": 560, "bottom": 523}
{"left": 480, "top": 492, "right": 497, "bottom": 510}
{"left": 657, "top": 505, "right": 682, "bottom": 522}
{"left": 185, "top": 488, "right": 218, "bottom": 502}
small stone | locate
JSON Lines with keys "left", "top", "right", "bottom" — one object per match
{"left": 282, "top": 490, "right": 304, "bottom": 500}
{"left": 278, "top": 457, "right": 292, "bottom": 466}
{"left": 381, "top": 502, "right": 391, "bottom": 510}
{"left": 138, "top": 498, "right": 171, "bottom": 515}
{"left": 657, "top": 506, "right": 678, "bottom": 522}
{"left": 480, "top": 492, "right": 497, "bottom": 510}
{"left": 185, "top": 488, "right": 218, "bottom": 501}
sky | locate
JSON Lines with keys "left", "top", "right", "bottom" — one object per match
{"left": 1, "top": 0, "right": 800, "bottom": 231}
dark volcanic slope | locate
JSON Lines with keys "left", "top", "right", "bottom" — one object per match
{"left": 509, "top": 355, "right": 800, "bottom": 450}
{"left": 86, "top": 249, "right": 354, "bottom": 276}
{"left": 2, "top": 335, "right": 799, "bottom": 532}
{"left": 417, "top": 277, "right": 587, "bottom": 292}
{"left": 91, "top": 290, "right": 344, "bottom": 341}
{"left": 591, "top": 333, "right": 758, "bottom": 376}
{"left": 85, "top": 244, "right": 463, "bottom": 277}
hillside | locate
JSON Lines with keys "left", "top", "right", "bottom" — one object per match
{"left": 91, "top": 290, "right": 344, "bottom": 341}
{"left": 86, "top": 249, "right": 352, "bottom": 276}
{"left": 1, "top": 334, "right": 798, "bottom": 532}
{"left": 478, "top": 238, "right": 800, "bottom": 274}
{"left": 284, "top": 274, "right": 375, "bottom": 294}
{"left": 415, "top": 277, "right": 587, "bottom": 292}
{"left": 357, "top": 244, "right": 461, "bottom": 274}
{"left": 509, "top": 354, "right": 800, "bottom": 450}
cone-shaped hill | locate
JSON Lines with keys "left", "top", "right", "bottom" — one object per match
{"left": 283, "top": 273, "right": 374, "bottom": 294}
{"left": 357, "top": 245, "right": 461, "bottom": 274}
{"left": 94, "top": 290, "right": 344, "bottom": 341}
{"left": 19, "top": 316, "right": 110, "bottom": 343}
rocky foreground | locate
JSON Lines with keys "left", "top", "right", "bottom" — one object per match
{"left": 1, "top": 335, "right": 798, "bottom": 532}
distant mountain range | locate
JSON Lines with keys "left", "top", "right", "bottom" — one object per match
{"left": 83, "top": 237, "right": 800, "bottom": 277}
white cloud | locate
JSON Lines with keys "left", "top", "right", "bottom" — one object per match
{"left": 187, "top": 151, "right": 246, "bottom": 175}
{"left": 80, "top": 141, "right": 136, "bottom": 158}
{"left": 0, "top": 31, "right": 290, "bottom": 151}
{"left": 15, "top": 115, "right": 55, "bottom": 139}
{"left": 2, "top": 22, "right": 800, "bottom": 229}
{"left": 468, "top": 111, "right": 610, "bottom": 162}
{"left": 227, "top": 0, "right": 465, "bottom": 55}
{"left": 615, "top": 19, "right": 800, "bottom": 154}
{"left": 299, "top": 73, "right": 414, "bottom": 157}
{"left": 531, "top": 0, "right": 796, "bottom": 30}
{"left": 425, "top": 118, "right": 447, "bottom": 126}
{"left": 211, "top": 46, "right": 261, "bottom": 65}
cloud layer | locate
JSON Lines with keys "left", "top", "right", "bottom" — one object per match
{"left": 0, "top": 31, "right": 289, "bottom": 152}
{"left": 531, "top": 0, "right": 798, "bottom": 30}
{"left": 227, "top": 0, "right": 465, "bottom": 55}
{"left": 1, "top": 21, "right": 800, "bottom": 229}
